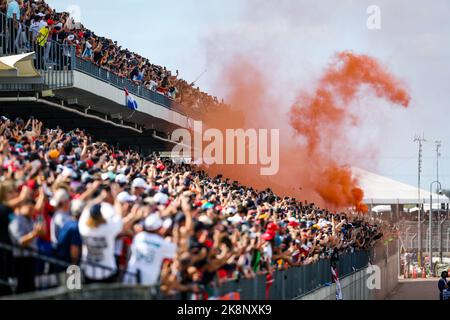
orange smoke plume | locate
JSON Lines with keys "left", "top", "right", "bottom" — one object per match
{"left": 198, "top": 52, "right": 410, "bottom": 213}
{"left": 289, "top": 51, "right": 410, "bottom": 211}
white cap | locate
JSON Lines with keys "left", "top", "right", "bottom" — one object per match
{"left": 154, "top": 192, "right": 169, "bottom": 205}
{"left": 70, "top": 199, "right": 85, "bottom": 217}
{"left": 50, "top": 189, "right": 70, "bottom": 207}
{"left": 226, "top": 206, "right": 237, "bottom": 215}
{"left": 198, "top": 215, "right": 212, "bottom": 225}
{"left": 162, "top": 218, "right": 173, "bottom": 230}
{"left": 115, "top": 174, "right": 128, "bottom": 185}
{"left": 132, "top": 178, "right": 148, "bottom": 189}
{"left": 37, "top": 12, "right": 45, "bottom": 17}
{"left": 117, "top": 191, "right": 137, "bottom": 204}
{"left": 227, "top": 213, "right": 243, "bottom": 224}
{"left": 144, "top": 214, "right": 163, "bottom": 231}
{"left": 61, "top": 167, "right": 76, "bottom": 179}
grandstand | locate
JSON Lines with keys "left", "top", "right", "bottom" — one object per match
{"left": 0, "top": 4, "right": 199, "bottom": 155}
{"left": 0, "top": 1, "right": 395, "bottom": 301}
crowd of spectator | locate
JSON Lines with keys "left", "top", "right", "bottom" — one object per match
{"left": 0, "top": 0, "right": 225, "bottom": 113}
{"left": 0, "top": 116, "right": 388, "bottom": 298}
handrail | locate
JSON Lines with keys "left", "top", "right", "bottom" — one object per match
{"left": 0, "top": 11, "right": 191, "bottom": 118}
{"left": 0, "top": 241, "right": 140, "bottom": 286}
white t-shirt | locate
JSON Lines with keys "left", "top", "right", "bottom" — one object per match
{"left": 38, "top": 20, "right": 48, "bottom": 31}
{"left": 78, "top": 203, "right": 123, "bottom": 280}
{"left": 126, "top": 232, "right": 176, "bottom": 286}
{"left": 263, "top": 243, "right": 273, "bottom": 263}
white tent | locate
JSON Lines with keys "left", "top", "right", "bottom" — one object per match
{"left": 352, "top": 167, "right": 449, "bottom": 205}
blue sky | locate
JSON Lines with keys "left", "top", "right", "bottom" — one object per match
{"left": 47, "top": 0, "right": 450, "bottom": 192}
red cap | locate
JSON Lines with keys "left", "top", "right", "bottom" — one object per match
{"left": 288, "top": 221, "right": 300, "bottom": 227}
{"left": 85, "top": 159, "right": 94, "bottom": 168}
{"left": 204, "top": 239, "right": 214, "bottom": 248}
{"left": 267, "top": 222, "right": 279, "bottom": 231}
{"left": 195, "top": 201, "right": 203, "bottom": 207}
{"left": 26, "top": 179, "right": 37, "bottom": 190}
{"left": 156, "top": 163, "right": 165, "bottom": 171}
{"left": 262, "top": 232, "right": 275, "bottom": 241}
{"left": 47, "top": 19, "right": 55, "bottom": 26}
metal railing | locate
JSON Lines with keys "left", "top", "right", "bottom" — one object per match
{"left": 0, "top": 11, "right": 189, "bottom": 116}
{"left": 400, "top": 220, "right": 450, "bottom": 252}
{"left": 0, "top": 242, "right": 140, "bottom": 297}
{"left": 0, "top": 11, "right": 74, "bottom": 90}
{"left": 73, "top": 57, "right": 188, "bottom": 114}
{"left": 211, "top": 249, "right": 371, "bottom": 300}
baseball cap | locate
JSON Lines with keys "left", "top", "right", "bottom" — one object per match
{"left": 262, "top": 231, "right": 275, "bottom": 241}
{"left": 226, "top": 206, "right": 237, "bottom": 215}
{"left": 117, "top": 191, "right": 137, "bottom": 204}
{"left": 70, "top": 199, "right": 85, "bottom": 217}
{"left": 50, "top": 189, "right": 70, "bottom": 207}
{"left": 132, "top": 178, "right": 148, "bottom": 189}
{"left": 115, "top": 174, "right": 129, "bottom": 185}
{"left": 267, "top": 222, "right": 279, "bottom": 231}
{"left": 154, "top": 192, "right": 169, "bottom": 205}
{"left": 81, "top": 172, "right": 94, "bottom": 184}
{"left": 89, "top": 203, "right": 103, "bottom": 220}
{"left": 144, "top": 214, "right": 163, "bottom": 231}
{"left": 48, "top": 149, "right": 60, "bottom": 160}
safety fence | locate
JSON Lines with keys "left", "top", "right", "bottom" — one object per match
{"left": 1, "top": 238, "right": 371, "bottom": 300}
{"left": 211, "top": 250, "right": 371, "bottom": 300}
{"left": 0, "top": 242, "right": 140, "bottom": 297}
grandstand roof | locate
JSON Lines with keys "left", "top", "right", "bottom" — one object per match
{"left": 0, "top": 52, "right": 40, "bottom": 78}
{"left": 353, "top": 167, "right": 449, "bottom": 205}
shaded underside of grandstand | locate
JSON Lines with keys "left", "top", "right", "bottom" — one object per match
{"left": 0, "top": 98, "right": 172, "bottom": 153}
{"left": 0, "top": 48, "right": 196, "bottom": 153}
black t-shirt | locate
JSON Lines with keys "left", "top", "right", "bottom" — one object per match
{"left": 0, "top": 204, "right": 12, "bottom": 245}
{"left": 330, "top": 249, "right": 340, "bottom": 267}
{"left": 130, "top": 67, "right": 139, "bottom": 80}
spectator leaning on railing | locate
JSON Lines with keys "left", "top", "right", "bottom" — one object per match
{"left": 0, "top": 0, "right": 226, "bottom": 113}
{"left": 0, "top": 115, "right": 388, "bottom": 297}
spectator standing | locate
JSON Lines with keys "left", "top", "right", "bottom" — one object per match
{"left": 438, "top": 271, "right": 448, "bottom": 301}
{"left": 49, "top": 188, "right": 71, "bottom": 248}
{"left": 78, "top": 203, "right": 122, "bottom": 283}
{"left": 0, "top": 180, "right": 15, "bottom": 296}
{"left": 35, "top": 18, "right": 51, "bottom": 67}
{"left": 54, "top": 200, "right": 83, "bottom": 266}
{"left": 6, "top": 0, "right": 21, "bottom": 54}
{"left": 125, "top": 214, "right": 177, "bottom": 286}
{"left": 8, "top": 199, "right": 45, "bottom": 293}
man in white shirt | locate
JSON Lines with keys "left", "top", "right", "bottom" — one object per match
{"left": 78, "top": 203, "right": 123, "bottom": 283}
{"left": 125, "top": 214, "right": 177, "bottom": 286}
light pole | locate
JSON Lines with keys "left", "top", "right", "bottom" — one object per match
{"left": 415, "top": 135, "right": 426, "bottom": 266}
{"left": 430, "top": 180, "right": 442, "bottom": 276}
